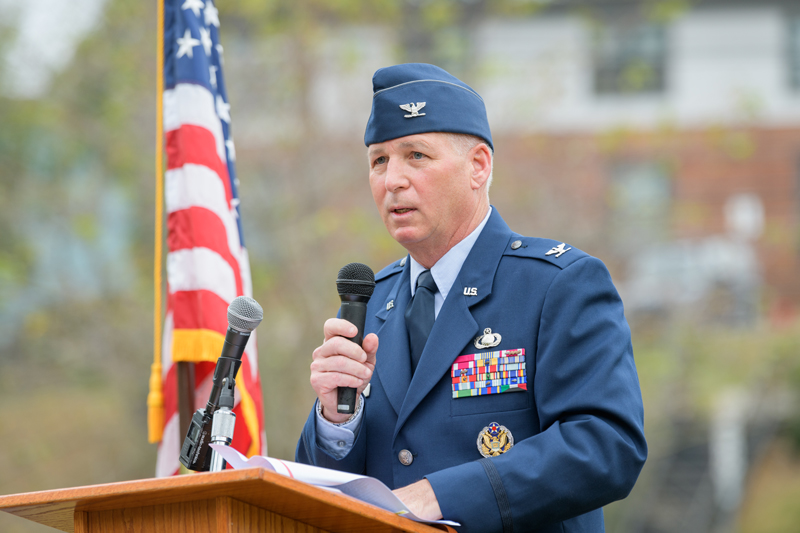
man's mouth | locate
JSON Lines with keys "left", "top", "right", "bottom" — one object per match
{"left": 392, "top": 208, "right": 414, "bottom": 214}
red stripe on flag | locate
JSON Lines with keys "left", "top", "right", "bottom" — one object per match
{"left": 162, "top": 361, "right": 178, "bottom": 419}
{"left": 194, "top": 361, "right": 216, "bottom": 385}
{"left": 171, "top": 290, "right": 230, "bottom": 332}
{"left": 167, "top": 207, "right": 243, "bottom": 296}
{"left": 165, "top": 125, "right": 233, "bottom": 203}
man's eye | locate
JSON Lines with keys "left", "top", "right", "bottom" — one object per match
{"left": 412, "top": 152, "right": 424, "bottom": 160}
{"left": 374, "top": 156, "right": 387, "bottom": 166}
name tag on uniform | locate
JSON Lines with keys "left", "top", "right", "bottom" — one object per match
{"left": 451, "top": 349, "right": 527, "bottom": 398}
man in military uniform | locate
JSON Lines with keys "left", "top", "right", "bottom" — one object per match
{"left": 296, "top": 63, "right": 647, "bottom": 532}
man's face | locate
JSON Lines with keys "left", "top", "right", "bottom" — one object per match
{"left": 368, "top": 132, "right": 479, "bottom": 259}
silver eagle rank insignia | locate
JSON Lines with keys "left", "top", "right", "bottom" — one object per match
{"left": 400, "top": 102, "right": 426, "bottom": 118}
{"left": 545, "top": 243, "right": 571, "bottom": 258}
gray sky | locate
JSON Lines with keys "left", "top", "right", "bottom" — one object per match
{"left": 0, "top": 0, "right": 107, "bottom": 98}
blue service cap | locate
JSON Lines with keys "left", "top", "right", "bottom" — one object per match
{"left": 364, "top": 63, "right": 493, "bottom": 151}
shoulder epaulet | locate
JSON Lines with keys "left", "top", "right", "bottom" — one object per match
{"left": 375, "top": 255, "right": 407, "bottom": 281}
{"left": 503, "top": 236, "right": 588, "bottom": 269}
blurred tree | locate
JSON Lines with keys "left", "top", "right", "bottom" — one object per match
{"left": 0, "top": 2, "right": 158, "bottom": 531}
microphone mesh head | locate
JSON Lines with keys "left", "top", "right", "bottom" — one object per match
{"left": 337, "top": 262, "right": 376, "bottom": 297}
{"left": 227, "top": 296, "right": 264, "bottom": 332}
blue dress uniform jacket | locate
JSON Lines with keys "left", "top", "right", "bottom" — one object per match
{"left": 297, "top": 209, "right": 647, "bottom": 532}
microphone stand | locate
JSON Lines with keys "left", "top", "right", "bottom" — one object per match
{"left": 209, "top": 365, "right": 237, "bottom": 472}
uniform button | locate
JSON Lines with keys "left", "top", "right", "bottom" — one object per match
{"left": 337, "top": 440, "right": 346, "bottom": 448}
{"left": 511, "top": 240, "right": 522, "bottom": 250}
{"left": 398, "top": 449, "right": 414, "bottom": 466}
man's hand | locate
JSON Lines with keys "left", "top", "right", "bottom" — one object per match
{"left": 310, "top": 318, "right": 379, "bottom": 424}
{"left": 393, "top": 479, "right": 443, "bottom": 521}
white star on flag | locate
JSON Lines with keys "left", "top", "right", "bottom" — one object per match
{"left": 216, "top": 43, "right": 224, "bottom": 65}
{"left": 226, "top": 139, "right": 236, "bottom": 161}
{"left": 199, "top": 27, "right": 213, "bottom": 56}
{"left": 204, "top": 2, "right": 220, "bottom": 27}
{"left": 176, "top": 29, "right": 200, "bottom": 59}
{"left": 181, "top": 0, "right": 204, "bottom": 18}
{"left": 209, "top": 65, "right": 218, "bottom": 88}
{"left": 216, "top": 95, "right": 231, "bottom": 123}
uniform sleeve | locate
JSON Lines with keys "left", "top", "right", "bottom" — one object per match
{"left": 296, "top": 398, "right": 369, "bottom": 474}
{"left": 426, "top": 256, "right": 647, "bottom": 531}
{"left": 312, "top": 397, "right": 365, "bottom": 459}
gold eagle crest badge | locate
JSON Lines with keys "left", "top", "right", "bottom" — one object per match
{"left": 477, "top": 422, "right": 514, "bottom": 458}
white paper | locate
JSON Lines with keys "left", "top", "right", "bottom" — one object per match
{"left": 209, "top": 444, "right": 459, "bottom": 527}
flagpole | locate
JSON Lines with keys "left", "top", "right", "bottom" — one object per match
{"left": 148, "top": 0, "right": 166, "bottom": 444}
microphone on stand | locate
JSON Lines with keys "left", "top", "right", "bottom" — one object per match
{"left": 335, "top": 263, "right": 375, "bottom": 414}
{"left": 179, "top": 296, "right": 263, "bottom": 472}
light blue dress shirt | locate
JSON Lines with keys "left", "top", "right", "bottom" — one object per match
{"left": 315, "top": 208, "right": 492, "bottom": 458}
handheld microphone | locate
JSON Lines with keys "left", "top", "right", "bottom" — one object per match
{"left": 336, "top": 263, "right": 375, "bottom": 414}
{"left": 179, "top": 295, "right": 263, "bottom": 472}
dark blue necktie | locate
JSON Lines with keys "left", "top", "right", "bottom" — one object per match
{"left": 405, "top": 270, "right": 438, "bottom": 373}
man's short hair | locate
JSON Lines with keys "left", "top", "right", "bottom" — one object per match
{"left": 443, "top": 133, "right": 491, "bottom": 157}
{"left": 443, "top": 133, "right": 494, "bottom": 193}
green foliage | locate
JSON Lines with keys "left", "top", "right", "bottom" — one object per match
{"left": 0, "top": 3, "right": 158, "bottom": 529}
{"left": 644, "top": 0, "right": 691, "bottom": 24}
{"left": 620, "top": 59, "right": 656, "bottom": 93}
{"left": 704, "top": 126, "right": 758, "bottom": 161}
{"left": 738, "top": 441, "right": 800, "bottom": 533}
{"left": 219, "top": 0, "right": 402, "bottom": 36}
{"left": 632, "top": 318, "right": 800, "bottom": 421}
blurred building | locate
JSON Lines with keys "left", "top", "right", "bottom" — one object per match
{"left": 477, "top": 0, "right": 800, "bottom": 325}
{"left": 231, "top": 0, "right": 800, "bottom": 326}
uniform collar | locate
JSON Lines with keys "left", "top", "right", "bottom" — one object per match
{"left": 408, "top": 206, "right": 492, "bottom": 303}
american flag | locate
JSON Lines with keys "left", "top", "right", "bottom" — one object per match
{"left": 155, "top": 0, "right": 265, "bottom": 477}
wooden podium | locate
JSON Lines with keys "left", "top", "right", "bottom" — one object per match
{"left": 0, "top": 468, "right": 455, "bottom": 533}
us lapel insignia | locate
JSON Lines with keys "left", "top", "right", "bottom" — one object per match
{"left": 545, "top": 243, "right": 571, "bottom": 258}
{"left": 474, "top": 328, "right": 502, "bottom": 349}
{"left": 477, "top": 422, "right": 514, "bottom": 458}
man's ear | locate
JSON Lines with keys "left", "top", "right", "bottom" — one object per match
{"left": 469, "top": 143, "right": 492, "bottom": 190}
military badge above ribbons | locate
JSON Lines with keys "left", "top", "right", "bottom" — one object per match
{"left": 451, "top": 348, "right": 526, "bottom": 398}
{"left": 478, "top": 422, "right": 514, "bottom": 458}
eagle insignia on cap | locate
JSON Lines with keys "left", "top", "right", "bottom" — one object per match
{"left": 400, "top": 102, "right": 426, "bottom": 118}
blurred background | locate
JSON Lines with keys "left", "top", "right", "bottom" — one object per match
{"left": 1, "top": 0, "right": 799, "bottom": 531}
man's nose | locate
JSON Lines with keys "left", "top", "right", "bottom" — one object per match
{"left": 384, "top": 159, "right": 410, "bottom": 192}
